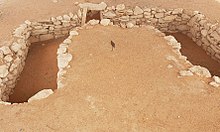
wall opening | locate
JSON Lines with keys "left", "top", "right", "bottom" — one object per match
{"left": 85, "top": 10, "right": 101, "bottom": 23}
{"left": 166, "top": 32, "right": 220, "bottom": 76}
{"left": 9, "top": 38, "right": 65, "bottom": 103}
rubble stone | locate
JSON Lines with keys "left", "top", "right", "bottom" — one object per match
{"left": 179, "top": 70, "right": 193, "bottom": 76}
{"left": 0, "top": 65, "right": 9, "bottom": 78}
{"left": 116, "top": 4, "right": 125, "bottom": 11}
{"left": 189, "top": 66, "right": 211, "bottom": 78}
{"left": 134, "top": 6, "right": 143, "bottom": 15}
{"left": 88, "top": 19, "right": 100, "bottom": 25}
{"left": 100, "top": 19, "right": 110, "bottom": 26}
{"left": 79, "top": 2, "right": 107, "bottom": 10}
{"left": 28, "top": 89, "right": 54, "bottom": 102}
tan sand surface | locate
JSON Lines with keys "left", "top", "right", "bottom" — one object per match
{"left": 1, "top": 0, "right": 220, "bottom": 131}
{"left": 0, "top": 26, "right": 219, "bottom": 131}
{"left": 0, "top": 0, "right": 220, "bottom": 43}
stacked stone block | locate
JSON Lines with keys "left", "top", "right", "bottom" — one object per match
{"left": 0, "top": 2, "right": 220, "bottom": 102}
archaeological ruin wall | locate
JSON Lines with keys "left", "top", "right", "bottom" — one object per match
{"left": 0, "top": 2, "right": 220, "bottom": 103}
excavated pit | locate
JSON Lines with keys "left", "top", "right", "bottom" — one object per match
{"left": 1, "top": 3, "right": 220, "bottom": 104}
{"left": 9, "top": 38, "right": 65, "bottom": 103}
{"left": 167, "top": 33, "right": 220, "bottom": 76}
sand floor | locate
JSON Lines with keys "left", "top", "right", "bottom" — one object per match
{"left": 9, "top": 38, "right": 65, "bottom": 103}
{"left": 0, "top": 26, "right": 219, "bottom": 131}
{"left": 0, "top": 0, "right": 220, "bottom": 44}
{"left": 0, "top": 0, "right": 220, "bottom": 131}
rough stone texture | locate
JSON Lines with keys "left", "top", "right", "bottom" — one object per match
{"left": 213, "top": 76, "right": 220, "bottom": 84}
{"left": 134, "top": 6, "right": 144, "bottom": 15}
{"left": 79, "top": 2, "right": 107, "bottom": 11}
{"left": 100, "top": 19, "right": 110, "bottom": 26}
{"left": 0, "top": 65, "right": 9, "bottom": 78}
{"left": 209, "top": 81, "right": 219, "bottom": 87}
{"left": 88, "top": 19, "right": 100, "bottom": 25}
{"left": 116, "top": 4, "right": 125, "bottom": 11}
{"left": 179, "top": 70, "right": 193, "bottom": 76}
{"left": 1, "top": 2, "right": 220, "bottom": 102}
{"left": 28, "top": 89, "right": 54, "bottom": 102}
{"left": 189, "top": 66, "right": 212, "bottom": 78}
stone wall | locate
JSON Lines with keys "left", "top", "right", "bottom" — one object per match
{"left": 29, "top": 14, "right": 81, "bottom": 43}
{"left": 0, "top": 2, "right": 219, "bottom": 102}
{"left": 0, "top": 12, "right": 81, "bottom": 101}
{"left": 101, "top": 4, "right": 220, "bottom": 63}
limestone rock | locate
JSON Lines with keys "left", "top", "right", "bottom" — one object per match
{"left": 57, "top": 80, "right": 64, "bottom": 89}
{"left": 39, "top": 34, "right": 54, "bottom": 41}
{"left": 213, "top": 76, "right": 220, "bottom": 84}
{"left": 74, "top": 2, "right": 79, "bottom": 5}
{"left": 155, "top": 13, "right": 164, "bottom": 18}
{"left": 0, "top": 65, "right": 9, "bottom": 78}
{"left": 126, "top": 22, "right": 134, "bottom": 28}
{"left": 209, "top": 81, "right": 219, "bottom": 87}
{"left": 58, "top": 53, "right": 72, "bottom": 69}
{"left": 103, "top": 11, "right": 116, "bottom": 18}
{"left": 24, "top": 20, "right": 32, "bottom": 25}
{"left": 79, "top": 2, "right": 107, "bottom": 10}
{"left": 176, "top": 25, "right": 189, "bottom": 31}
{"left": 163, "top": 15, "right": 177, "bottom": 22}
{"left": 4, "top": 55, "right": 13, "bottom": 63}
{"left": 201, "top": 29, "right": 208, "bottom": 36}
{"left": 164, "top": 36, "right": 181, "bottom": 49}
{"left": 119, "top": 16, "right": 130, "bottom": 22}
{"left": 134, "top": 6, "right": 143, "bottom": 15}
{"left": 116, "top": 4, "right": 125, "bottom": 11}
{"left": 167, "top": 64, "right": 173, "bottom": 69}
{"left": 63, "top": 15, "right": 71, "bottom": 21}
{"left": 28, "top": 89, "right": 54, "bottom": 102}
{"left": 63, "top": 39, "right": 72, "bottom": 44}
{"left": 88, "top": 19, "right": 100, "bottom": 25}
{"left": 0, "top": 46, "right": 12, "bottom": 55}
{"left": 100, "top": 19, "right": 110, "bottom": 26}
{"left": 189, "top": 66, "right": 211, "bottom": 78}
{"left": 70, "top": 30, "right": 79, "bottom": 36}
{"left": 179, "top": 70, "right": 193, "bottom": 76}
{"left": 210, "top": 31, "right": 220, "bottom": 41}
{"left": 0, "top": 100, "right": 11, "bottom": 105}
{"left": 126, "top": 9, "right": 133, "bottom": 15}
{"left": 13, "top": 24, "right": 27, "bottom": 37}
{"left": 143, "top": 7, "right": 151, "bottom": 12}
{"left": 10, "top": 42, "right": 22, "bottom": 53}
{"left": 56, "top": 16, "right": 63, "bottom": 21}
{"left": 32, "top": 29, "right": 48, "bottom": 35}
{"left": 172, "top": 8, "right": 183, "bottom": 15}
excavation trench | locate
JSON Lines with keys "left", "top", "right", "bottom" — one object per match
{"left": 9, "top": 38, "right": 65, "bottom": 103}
{"left": 166, "top": 33, "right": 220, "bottom": 76}
{"left": 6, "top": 30, "right": 220, "bottom": 103}
{"left": 3, "top": 4, "right": 220, "bottom": 103}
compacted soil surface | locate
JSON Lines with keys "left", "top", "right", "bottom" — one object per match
{"left": 0, "top": 26, "right": 220, "bottom": 131}
{"left": 0, "top": 0, "right": 220, "bottom": 131}
{"left": 0, "top": 0, "right": 220, "bottom": 44}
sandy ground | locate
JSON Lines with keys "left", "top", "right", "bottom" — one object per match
{"left": 0, "top": 0, "right": 220, "bottom": 131}
{"left": 0, "top": 26, "right": 220, "bottom": 131}
{"left": 0, "top": 0, "right": 220, "bottom": 44}
{"left": 9, "top": 38, "right": 65, "bottom": 103}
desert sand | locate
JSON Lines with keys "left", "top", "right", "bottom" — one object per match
{"left": 0, "top": 0, "right": 220, "bottom": 131}
{"left": 0, "top": 25, "right": 220, "bottom": 131}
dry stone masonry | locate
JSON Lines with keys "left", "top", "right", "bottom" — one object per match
{"left": 0, "top": 2, "right": 220, "bottom": 103}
